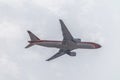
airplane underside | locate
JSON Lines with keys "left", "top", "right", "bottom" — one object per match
{"left": 37, "top": 41, "right": 77, "bottom": 50}
{"left": 25, "top": 19, "right": 101, "bottom": 61}
{"left": 35, "top": 41, "right": 96, "bottom": 50}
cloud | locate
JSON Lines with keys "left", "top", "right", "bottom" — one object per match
{"left": 0, "top": 0, "right": 120, "bottom": 80}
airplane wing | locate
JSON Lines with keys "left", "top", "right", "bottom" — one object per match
{"left": 59, "top": 19, "right": 74, "bottom": 42}
{"left": 46, "top": 49, "right": 66, "bottom": 61}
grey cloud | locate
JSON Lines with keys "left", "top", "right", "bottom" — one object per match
{"left": 0, "top": 0, "right": 120, "bottom": 80}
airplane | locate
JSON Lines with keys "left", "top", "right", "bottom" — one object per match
{"left": 25, "top": 19, "right": 101, "bottom": 61}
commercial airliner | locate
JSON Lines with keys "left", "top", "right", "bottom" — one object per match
{"left": 25, "top": 19, "right": 101, "bottom": 61}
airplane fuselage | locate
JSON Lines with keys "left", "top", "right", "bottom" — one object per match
{"left": 29, "top": 40, "right": 101, "bottom": 50}
{"left": 26, "top": 19, "right": 102, "bottom": 61}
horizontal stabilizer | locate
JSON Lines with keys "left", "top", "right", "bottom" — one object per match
{"left": 25, "top": 44, "right": 34, "bottom": 48}
{"left": 25, "top": 30, "right": 40, "bottom": 48}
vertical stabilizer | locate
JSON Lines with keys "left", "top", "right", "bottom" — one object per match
{"left": 25, "top": 30, "right": 40, "bottom": 48}
{"left": 27, "top": 31, "right": 40, "bottom": 41}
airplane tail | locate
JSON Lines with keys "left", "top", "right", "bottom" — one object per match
{"left": 25, "top": 30, "right": 40, "bottom": 48}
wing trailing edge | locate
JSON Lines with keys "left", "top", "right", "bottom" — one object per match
{"left": 46, "top": 49, "right": 66, "bottom": 61}
{"left": 59, "top": 19, "right": 74, "bottom": 41}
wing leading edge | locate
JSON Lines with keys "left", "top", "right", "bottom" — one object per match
{"left": 46, "top": 49, "right": 66, "bottom": 61}
{"left": 46, "top": 19, "right": 75, "bottom": 61}
{"left": 59, "top": 19, "right": 74, "bottom": 42}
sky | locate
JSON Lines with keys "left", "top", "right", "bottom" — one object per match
{"left": 0, "top": 0, "right": 120, "bottom": 80}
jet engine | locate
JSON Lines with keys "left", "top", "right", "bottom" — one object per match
{"left": 73, "top": 38, "right": 81, "bottom": 43}
{"left": 67, "top": 52, "right": 76, "bottom": 56}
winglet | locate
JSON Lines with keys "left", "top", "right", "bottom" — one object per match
{"left": 59, "top": 19, "right": 62, "bottom": 22}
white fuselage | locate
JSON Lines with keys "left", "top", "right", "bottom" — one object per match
{"left": 30, "top": 40, "right": 101, "bottom": 50}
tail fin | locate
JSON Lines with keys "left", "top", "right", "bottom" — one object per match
{"left": 25, "top": 30, "right": 40, "bottom": 48}
{"left": 27, "top": 31, "right": 40, "bottom": 41}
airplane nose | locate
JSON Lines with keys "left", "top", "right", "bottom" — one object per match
{"left": 94, "top": 44, "right": 101, "bottom": 48}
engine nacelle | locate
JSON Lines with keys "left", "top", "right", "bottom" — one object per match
{"left": 74, "top": 38, "right": 81, "bottom": 43}
{"left": 67, "top": 52, "right": 76, "bottom": 56}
